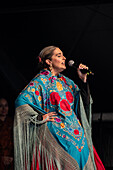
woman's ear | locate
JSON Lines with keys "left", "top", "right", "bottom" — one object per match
{"left": 45, "top": 59, "right": 51, "bottom": 66}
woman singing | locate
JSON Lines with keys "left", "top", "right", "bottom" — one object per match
{"left": 14, "top": 46, "right": 105, "bottom": 170}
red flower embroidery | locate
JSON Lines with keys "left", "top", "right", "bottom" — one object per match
{"left": 61, "top": 76, "right": 66, "bottom": 83}
{"left": 60, "top": 99, "right": 71, "bottom": 111}
{"left": 63, "top": 135, "right": 66, "bottom": 138}
{"left": 78, "top": 148, "right": 81, "bottom": 152}
{"left": 50, "top": 92, "right": 61, "bottom": 105}
{"left": 49, "top": 77, "right": 56, "bottom": 82}
{"left": 66, "top": 92, "right": 73, "bottom": 103}
{"left": 35, "top": 91, "right": 39, "bottom": 95}
{"left": 49, "top": 77, "right": 52, "bottom": 81}
{"left": 74, "top": 129, "right": 79, "bottom": 135}
{"left": 30, "top": 82, "right": 34, "bottom": 86}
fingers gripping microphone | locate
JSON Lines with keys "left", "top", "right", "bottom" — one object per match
{"left": 68, "top": 60, "right": 94, "bottom": 75}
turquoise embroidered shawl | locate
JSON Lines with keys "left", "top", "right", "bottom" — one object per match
{"left": 14, "top": 70, "right": 96, "bottom": 170}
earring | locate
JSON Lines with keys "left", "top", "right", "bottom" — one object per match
{"left": 49, "top": 63, "right": 53, "bottom": 74}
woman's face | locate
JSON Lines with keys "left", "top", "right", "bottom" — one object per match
{"left": 50, "top": 48, "right": 66, "bottom": 75}
{"left": 0, "top": 98, "right": 9, "bottom": 117}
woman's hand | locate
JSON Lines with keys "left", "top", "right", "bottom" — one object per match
{"left": 77, "top": 63, "right": 88, "bottom": 83}
{"left": 43, "top": 112, "right": 58, "bottom": 122}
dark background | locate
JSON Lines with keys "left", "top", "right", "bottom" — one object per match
{"left": 1, "top": 0, "right": 113, "bottom": 113}
{"left": 0, "top": 1, "right": 113, "bottom": 168}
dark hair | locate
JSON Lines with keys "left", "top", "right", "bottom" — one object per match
{"left": 0, "top": 97, "right": 8, "bottom": 103}
{"left": 38, "top": 46, "right": 58, "bottom": 69}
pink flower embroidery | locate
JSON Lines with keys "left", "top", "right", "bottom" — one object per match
{"left": 49, "top": 77, "right": 56, "bottom": 82}
{"left": 55, "top": 118, "right": 61, "bottom": 122}
{"left": 75, "top": 84, "right": 77, "bottom": 88}
{"left": 41, "top": 71, "right": 49, "bottom": 75}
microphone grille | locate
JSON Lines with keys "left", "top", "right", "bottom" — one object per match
{"left": 68, "top": 60, "right": 74, "bottom": 66}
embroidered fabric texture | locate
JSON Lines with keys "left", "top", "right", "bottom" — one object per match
{"left": 14, "top": 70, "right": 96, "bottom": 170}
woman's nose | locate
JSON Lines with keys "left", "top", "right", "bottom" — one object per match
{"left": 63, "top": 56, "right": 66, "bottom": 60}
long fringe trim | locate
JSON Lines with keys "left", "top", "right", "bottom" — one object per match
{"left": 29, "top": 143, "right": 95, "bottom": 170}
{"left": 31, "top": 144, "right": 59, "bottom": 170}
{"left": 14, "top": 105, "right": 96, "bottom": 170}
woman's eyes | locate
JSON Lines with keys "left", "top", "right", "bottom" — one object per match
{"left": 0, "top": 104, "right": 8, "bottom": 107}
{"left": 56, "top": 53, "right": 63, "bottom": 57}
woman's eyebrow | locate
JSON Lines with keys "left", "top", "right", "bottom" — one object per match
{"left": 56, "top": 52, "right": 63, "bottom": 56}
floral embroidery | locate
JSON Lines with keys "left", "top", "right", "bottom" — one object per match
{"left": 45, "top": 108, "right": 50, "bottom": 112}
{"left": 30, "top": 82, "right": 34, "bottom": 86}
{"left": 50, "top": 92, "right": 61, "bottom": 105}
{"left": 49, "top": 77, "right": 57, "bottom": 82}
{"left": 38, "top": 96, "right": 42, "bottom": 102}
{"left": 78, "top": 148, "right": 81, "bottom": 152}
{"left": 56, "top": 82, "right": 63, "bottom": 91}
{"left": 49, "top": 77, "right": 52, "bottom": 81}
{"left": 74, "top": 129, "right": 79, "bottom": 135}
{"left": 55, "top": 118, "right": 61, "bottom": 122}
{"left": 60, "top": 123, "right": 65, "bottom": 128}
{"left": 31, "top": 88, "right": 35, "bottom": 92}
{"left": 66, "top": 91, "right": 73, "bottom": 103}
{"left": 25, "top": 94, "right": 32, "bottom": 101}
{"left": 69, "top": 85, "right": 72, "bottom": 89}
{"left": 60, "top": 76, "right": 66, "bottom": 83}
{"left": 56, "top": 129, "right": 85, "bottom": 152}
{"left": 18, "top": 69, "right": 87, "bottom": 156}
{"left": 27, "top": 87, "right": 31, "bottom": 92}
{"left": 35, "top": 91, "right": 39, "bottom": 95}
{"left": 63, "top": 135, "right": 66, "bottom": 138}
{"left": 60, "top": 99, "right": 71, "bottom": 111}
{"left": 75, "top": 84, "right": 77, "bottom": 88}
{"left": 41, "top": 70, "right": 49, "bottom": 75}
{"left": 45, "top": 99, "right": 50, "bottom": 106}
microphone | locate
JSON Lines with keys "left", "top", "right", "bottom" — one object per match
{"left": 68, "top": 60, "right": 94, "bottom": 75}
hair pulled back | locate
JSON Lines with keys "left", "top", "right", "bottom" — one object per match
{"left": 38, "top": 46, "right": 58, "bottom": 69}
